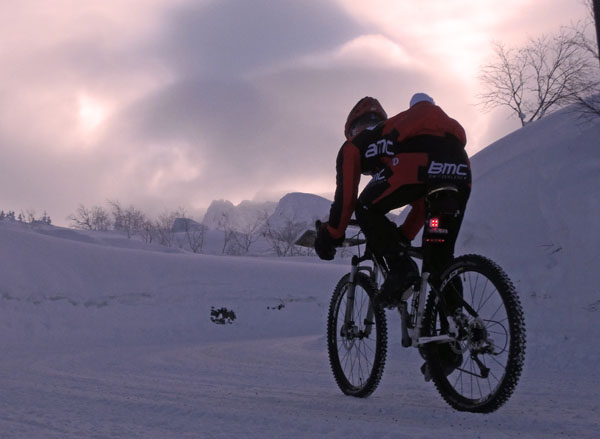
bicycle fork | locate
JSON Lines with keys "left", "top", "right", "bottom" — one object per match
{"left": 343, "top": 256, "right": 376, "bottom": 339}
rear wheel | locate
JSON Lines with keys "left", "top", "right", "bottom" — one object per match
{"left": 327, "top": 273, "right": 387, "bottom": 397}
{"left": 422, "top": 254, "right": 526, "bottom": 413}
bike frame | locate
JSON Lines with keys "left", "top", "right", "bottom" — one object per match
{"left": 344, "top": 235, "right": 475, "bottom": 349}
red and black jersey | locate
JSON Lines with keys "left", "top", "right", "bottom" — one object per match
{"left": 327, "top": 101, "right": 469, "bottom": 240}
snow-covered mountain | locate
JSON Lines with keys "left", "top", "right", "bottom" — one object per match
{"left": 202, "top": 198, "right": 277, "bottom": 232}
{"left": 201, "top": 192, "right": 331, "bottom": 234}
{"left": 264, "top": 192, "right": 331, "bottom": 230}
{"left": 1, "top": 104, "right": 599, "bottom": 438}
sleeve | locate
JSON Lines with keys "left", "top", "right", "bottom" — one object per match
{"left": 327, "top": 142, "right": 361, "bottom": 240}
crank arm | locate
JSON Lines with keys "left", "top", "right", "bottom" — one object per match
{"left": 415, "top": 334, "right": 455, "bottom": 346}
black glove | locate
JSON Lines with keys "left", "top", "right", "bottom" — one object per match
{"left": 314, "top": 222, "right": 345, "bottom": 261}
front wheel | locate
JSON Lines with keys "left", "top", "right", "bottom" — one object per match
{"left": 422, "top": 254, "right": 526, "bottom": 413}
{"left": 327, "top": 272, "right": 387, "bottom": 397}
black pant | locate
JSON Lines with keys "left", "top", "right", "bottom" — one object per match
{"left": 421, "top": 190, "right": 469, "bottom": 276}
{"left": 356, "top": 185, "right": 469, "bottom": 274}
{"left": 355, "top": 184, "right": 424, "bottom": 254}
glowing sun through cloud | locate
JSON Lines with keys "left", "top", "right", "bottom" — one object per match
{"left": 77, "top": 94, "right": 108, "bottom": 137}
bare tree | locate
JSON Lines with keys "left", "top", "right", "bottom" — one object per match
{"left": 565, "top": 5, "right": 600, "bottom": 117}
{"left": 172, "top": 212, "right": 206, "bottom": 253}
{"left": 215, "top": 211, "right": 236, "bottom": 254}
{"left": 68, "top": 204, "right": 112, "bottom": 231}
{"left": 185, "top": 222, "right": 206, "bottom": 253}
{"left": 139, "top": 219, "right": 157, "bottom": 244}
{"left": 229, "top": 217, "right": 264, "bottom": 255}
{"left": 69, "top": 204, "right": 94, "bottom": 230}
{"left": 479, "top": 28, "right": 598, "bottom": 125}
{"left": 91, "top": 206, "right": 111, "bottom": 231}
{"left": 108, "top": 200, "right": 146, "bottom": 239}
{"left": 262, "top": 214, "right": 306, "bottom": 257}
{"left": 155, "top": 210, "right": 177, "bottom": 247}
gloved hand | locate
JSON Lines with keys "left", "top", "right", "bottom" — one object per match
{"left": 314, "top": 221, "right": 345, "bottom": 261}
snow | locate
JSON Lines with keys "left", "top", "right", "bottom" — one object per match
{"left": 1, "top": 105, "right": 600, "bottom": 438}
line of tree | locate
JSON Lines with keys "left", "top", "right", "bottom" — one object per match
{"left": 67, "top": 201, "right": 206, "bottom": 252}
{"left": 478, "top": 2, "right": 600, "bottom": 125}
{"left": 0, "top": 209, "right": 52, "bottom": 225}
{"left": 67, "top": 201, "right": 314, "bottom": 257}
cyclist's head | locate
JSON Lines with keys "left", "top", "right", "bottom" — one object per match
{"left": 344, "top": 97, "right": 387, "bottom": 140}
{"left": 409, "top": 92, "right": 435, "bottom": 108}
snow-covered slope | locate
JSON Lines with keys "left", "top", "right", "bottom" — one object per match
{"left": 1, "top": 104, "right": 599, "bottom": 438}
{"left": 457, "top": 108, "right": 600, "bottom": 352}
{"left": 463, "top": 107, "right": 600, "bottom": 268}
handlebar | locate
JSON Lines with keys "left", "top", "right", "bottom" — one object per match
{"left": 316, "top": 219, "right": 423, "bottom": 258}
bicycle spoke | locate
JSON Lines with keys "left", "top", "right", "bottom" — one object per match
{"left": 486, "top": 300, "right": 506, "bottom": 323}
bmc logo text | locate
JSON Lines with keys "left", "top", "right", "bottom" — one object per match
{"left": 365, "top": 139, "right": 394, "bottom": 158}
{"left": 427, "top": 161, "right": 468, "bottom": 176}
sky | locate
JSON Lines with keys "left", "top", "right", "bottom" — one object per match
{"left": 0, "top": 0, "right": 591, "bottom": 225}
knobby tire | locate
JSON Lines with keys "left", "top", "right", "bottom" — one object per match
{"left": 327, "top": 273, "right": 388, "bottom": 398}
{"left": 422, "top": 254, "right": 526, "bottom": 413}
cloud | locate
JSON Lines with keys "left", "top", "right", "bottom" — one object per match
{"left": 0, "top": 0, "right": 590, "bottom": 225}
{"left": 108, "top": 0, "right": 438, "bottom": 210}
{"left": 0, "top": 0, "right": 462, "bottom": 223}
{"left": 154, "top": 0, "right": 362, "bottom": 79}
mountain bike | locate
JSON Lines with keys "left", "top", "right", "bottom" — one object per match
{"left": 314, "top": 186, "right": 526, "bottom": 413}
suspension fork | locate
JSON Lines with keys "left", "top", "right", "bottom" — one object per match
{"left": 343, "top": 257, "right": 360, "bottom": 324}
{"left": 343, "top": 255, "right": 377, "bottom": 338}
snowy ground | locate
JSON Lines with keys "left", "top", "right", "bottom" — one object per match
{"left": 0, "top": 219, "right": 598, "bottom": 439}
{"left": 1, "top": 105, "right": 599, "bottom": 438}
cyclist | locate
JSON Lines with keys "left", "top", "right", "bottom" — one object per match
{"left": 314, "top": 94, "right": 471, "bottom": 308}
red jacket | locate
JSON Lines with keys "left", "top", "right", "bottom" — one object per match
{"left": 327, "top": 101, "right": 467, "bottom": 240}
